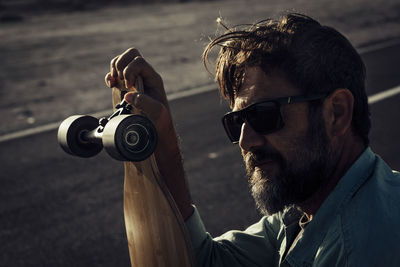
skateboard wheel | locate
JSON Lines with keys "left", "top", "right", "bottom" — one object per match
{"left": 57, "top": 115, "right": 103, "bottom": 158}
{"left": 102, "top": 114, "right": 157, "bottom": 161}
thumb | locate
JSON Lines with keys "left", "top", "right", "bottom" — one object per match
{"left": 124, "top": 92, "right": 170, "bottom": 129}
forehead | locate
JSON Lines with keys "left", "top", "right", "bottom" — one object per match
{"left": 233, "top": 66, "right": 300, "bottom": 111}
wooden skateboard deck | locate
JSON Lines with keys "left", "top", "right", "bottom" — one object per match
{"left": 111, "top": 79, "right": 195, "bottom": 267}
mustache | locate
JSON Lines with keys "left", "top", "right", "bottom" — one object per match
{"left": 244, "top": 148, "right": 284, "bottom": 170}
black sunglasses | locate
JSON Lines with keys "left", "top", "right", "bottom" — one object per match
{"left": 222, "top": 93, "right": 328, "bottom": 143}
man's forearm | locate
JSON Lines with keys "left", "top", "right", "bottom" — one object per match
{"left": 155, "top": 125, "right": 194, "bottom": 220}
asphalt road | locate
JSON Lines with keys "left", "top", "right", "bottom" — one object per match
{"left": 0, "top": 43, "right": 399, "bottom": 267}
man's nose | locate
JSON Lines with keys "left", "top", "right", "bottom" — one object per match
{"left": 239, "top": 122, "right": 265, "bottom": 151}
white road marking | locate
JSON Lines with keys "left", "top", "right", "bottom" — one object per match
{"left": 1, "top": 39, "right": 400, "bottom": 143}
{"left": 208, "top": 152, "right": 219, "bottom": 159}
{"left": 0, "top": 84, "right": 218, "bottom": 143}
{"left": 0, "top": 121, "right": 61, "bottom": 143}
{"left": 357, "top": 38, "right": 400, "bottom": 55}
{"left": 1, "top": 84, "right": 398, "bottom": 143}
{"left": 368, "top": 85, "right": 400, "bottom": 104}
{"left": 167, "top": 83, "right": 217, "bottom": 101}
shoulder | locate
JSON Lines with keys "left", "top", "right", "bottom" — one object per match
{"left": 340, "top": 155, "right": 400, "bottom": 265}
{"left": 344, "top": 154, "right": 400, "bottom": 220}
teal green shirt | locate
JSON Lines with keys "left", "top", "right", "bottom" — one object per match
{"left": 186, "top": 148, "right": 400, "bottom": 266}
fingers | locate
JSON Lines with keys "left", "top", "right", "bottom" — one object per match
{"left": 107, "top": 47, "right": 168, "bottom": 113}
{"left": 104, "top": 72, "right": 117, "bottom": 88}
{"left": 109, "top": 47, "right": 162, "bottom": 90}
{"left": 110, "top": 48, "right": 142, "bottom": 79}
{"left": 123, "top": 56, "right": 163, "bottom": 92}
{"left": 110, "top": 56, "right": 119, "bottom": 78}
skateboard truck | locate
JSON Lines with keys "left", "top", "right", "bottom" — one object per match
{"left": 57, "top": 99, "right": 158, "bottom": 162}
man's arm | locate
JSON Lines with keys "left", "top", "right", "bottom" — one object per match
{"left": 105, "top": 48, "right": 281, "bottom": 267}
{"left": 105, "top": 47, "right": 194, "bottom": 219}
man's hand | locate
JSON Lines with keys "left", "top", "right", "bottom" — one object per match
{"left": 105, "top": 48, "right": 194, "bottom": 220}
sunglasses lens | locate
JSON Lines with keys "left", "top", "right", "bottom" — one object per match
{"left": 222, "top": 101, "right": 283, "bottom": 143}
{"left": 246, "top": 102, "right": 282, "bottom": 134}
{"left": 222, "top": 112, "right": 243, "bottom": 143}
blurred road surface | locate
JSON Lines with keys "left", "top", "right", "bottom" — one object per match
{"left": 0, "top": 43, "right": 399, "bottom": 267}
{"left": 1, "top": 0, "right": 400, "bottom": 135}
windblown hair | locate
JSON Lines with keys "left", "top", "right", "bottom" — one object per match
{"left": 203, "top": 13, "right": 371, "bottom": 145}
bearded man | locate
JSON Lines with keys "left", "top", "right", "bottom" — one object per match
{"left": 105, "top": 13, "right": 400, "bottom": 267}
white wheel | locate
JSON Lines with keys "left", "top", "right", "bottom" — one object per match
{"left": 57, "top": 115, "right": 102, "bottom": 158}
{"left": 102, "top": 115, "right": 157, "bottom": 161}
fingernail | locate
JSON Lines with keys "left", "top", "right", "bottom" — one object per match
{"left": 107, "top": 76, "right": 115, "bottom": 87}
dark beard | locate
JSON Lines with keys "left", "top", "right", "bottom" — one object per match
{"left": 245, "top": 114, "right": 334, "bottom": 215}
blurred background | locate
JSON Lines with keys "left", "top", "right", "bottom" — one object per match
{"left": 0, "top": 0, "right": 399, "bottom": 266}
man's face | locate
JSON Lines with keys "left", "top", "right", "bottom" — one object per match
{"left": 234, "top": 66, "right": 334, "bottom": 215}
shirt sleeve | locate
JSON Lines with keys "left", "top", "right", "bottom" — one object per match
{"left": 185, "top": 206, "right": 282, "bottom": 267}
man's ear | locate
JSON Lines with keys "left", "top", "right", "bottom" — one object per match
{"left": 323, "top": 88, "right": 354, "bottom": 138}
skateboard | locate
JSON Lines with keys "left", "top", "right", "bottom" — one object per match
{"left": 58, "top": 77, "right": 195, "bottom": 267}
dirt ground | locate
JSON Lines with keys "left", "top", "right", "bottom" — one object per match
{"left": 0, "top": 0, "right": 400, "bottom": 136}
